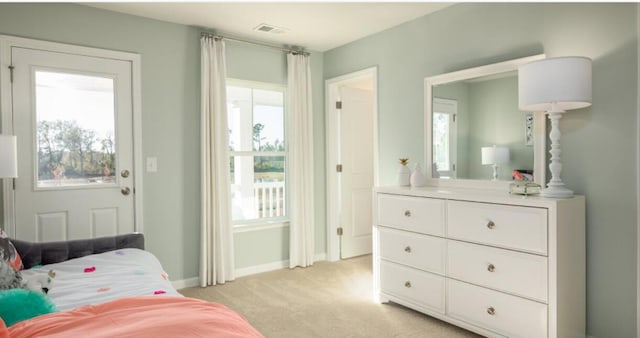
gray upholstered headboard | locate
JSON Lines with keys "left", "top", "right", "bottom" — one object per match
{"left": 12, "top": 233, "right": 145, "bottom": 269}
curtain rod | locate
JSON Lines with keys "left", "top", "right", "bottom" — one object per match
{"left": 201, "top": 32, "right": 309, "bottom": 56}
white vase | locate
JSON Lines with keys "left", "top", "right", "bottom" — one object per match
{"left": 410, "top": 163, "right": 426, "bottom": 187}
{"left": 397, "top": 165, "right": 411, "bottom": 186}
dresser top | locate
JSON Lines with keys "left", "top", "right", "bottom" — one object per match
{"left": 375, "top": 186, "right": 584, "bottom": 209}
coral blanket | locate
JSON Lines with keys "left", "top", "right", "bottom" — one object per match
{"left": 3, "top": 296, "right": 263, "bottom": 338}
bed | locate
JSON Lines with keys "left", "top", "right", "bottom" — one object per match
{"left": 1, "top": 233, "right": 263, "bottom": 338}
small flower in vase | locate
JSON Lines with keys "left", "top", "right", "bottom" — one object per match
{"left": 397, "top": 158, "right": 411, "bottom": 186}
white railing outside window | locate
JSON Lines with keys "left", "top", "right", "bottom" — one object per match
{"left": 254, "top": 181, "right": 286, "bottom": 218}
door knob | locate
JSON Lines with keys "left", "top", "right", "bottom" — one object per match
{"left": 121, "top": 169, "right": 130, "bottom": 178}
{"left": 121, "top": 187, "right": 131, "bottom": 196}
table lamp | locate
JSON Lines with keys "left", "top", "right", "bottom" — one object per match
{"left": 481, "top": 145, "right": 509, "bottom": 180}
{"left": 518, "top": 56, "right": 592, "bottom": 198}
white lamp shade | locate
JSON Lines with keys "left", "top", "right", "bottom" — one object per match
{"left": 518, "top": 56, "right": 592, "bottom": 112}
{"left": 481, "top": 145, "right": 509, "bottom": 165}
{"left": 0, "top": 135, "right": 17, "bottom": 178}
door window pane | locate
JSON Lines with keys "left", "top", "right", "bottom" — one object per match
{"left": 35, "top": 71, "right": 116, "bottom": 188}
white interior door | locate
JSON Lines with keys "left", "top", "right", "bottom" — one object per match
{"left": 11, "top": 47, "right": 135, "bottom": 241}
{"left": 339, "top": 86, "right": 374, "bottom": 259}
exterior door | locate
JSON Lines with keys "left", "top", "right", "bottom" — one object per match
{"left": 11, "top": 47, "right": 135, "bottom": 241}
{"left": 339, "top": 86, "right": 374, "bottom": 259}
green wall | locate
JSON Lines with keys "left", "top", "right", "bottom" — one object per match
{"left": 324, "top": 3, "right": 638, "bottom": 337}
{"left": 0, "top": 3, "right": 327, "bottom": 280}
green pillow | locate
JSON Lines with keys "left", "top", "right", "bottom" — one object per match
{"left": 0, "top": 289, "right": 57, "bottom": 326}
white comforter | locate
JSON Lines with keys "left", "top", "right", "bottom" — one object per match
{"left": 20, "top": 248, "right": 182, "bottom": 311}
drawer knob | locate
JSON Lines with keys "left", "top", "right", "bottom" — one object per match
{"left": 404, "top": 210, "right": 412, "bottom": 217}
{"left": 404, "top": 246, "right": 411, "bottom": 253}
{"left": 404, "top": 281, "right": 412, "bottom": 288}
{"left": 487, "top": 264, "right": 496, "bottom": 272}
{"left": 486, "top": 220, "right": 495, "bottom": 229}
{"left": 487, "top": 307, "right": 496, "bottom": 316}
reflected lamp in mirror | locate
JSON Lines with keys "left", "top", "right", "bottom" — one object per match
{"left": 481, "top": 145, "right": 509, "bottom": 181}
{"left": 518, "top": 56, "right": 592, "bottom": 198}
{"left": 0, "top": 135, "right": 17, "bottom": 178}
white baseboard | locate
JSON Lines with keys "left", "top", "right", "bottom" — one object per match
{"left": 174, "top": 253, "right": 328, "bottom": 288}
{"left": 235, "top": 253, "right": 328, "bottom": 278}
{"left": 235, "top": 259, "right": 289, "bottom": 278}
{"left": 172, "top": 277, "right": 199, "bottom": 290}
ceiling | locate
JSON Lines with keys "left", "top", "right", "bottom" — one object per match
{"left": 86, "top": 2, "right": 453, "bottom": 52}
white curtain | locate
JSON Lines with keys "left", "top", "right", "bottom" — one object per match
{"left": 200, "top": 35, "right": 234, "bottom": 286}
{"left": 287, "top": 53, "right": 315, "bottom": 268}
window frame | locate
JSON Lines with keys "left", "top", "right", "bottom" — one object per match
{"left": 227, "top": 79, "right": 289, "bottom": 229}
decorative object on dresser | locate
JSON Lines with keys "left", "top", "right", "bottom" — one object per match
{"left": 373, "top": 186, "right": 585, "bottom": 338}
{"left": 397, "top": 158, "right": 411, "bottom": 186}
{"left": 518, "top": 56, "right": 592, "bottom": 198}
{"left": 409, "top": 163, "right": 425, "bottom": 187}
{"left": 480, "top": 145, "right": 510, "bottom": 181}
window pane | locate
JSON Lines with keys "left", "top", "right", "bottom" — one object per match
{"left": 35, "top": 71, "right": 116, "bottom": 188}
{"left": 227, "top": 86, "right": 284, "bottom": 152}
{"left": 252, "top": 89, "right": 284, "bottom": 151}
{"left": 230, "top": 155, "right": 286, "bottom": 222}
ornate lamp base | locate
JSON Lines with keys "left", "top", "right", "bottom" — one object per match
{"left": 541, "top": 110, "right": 574, "bottom": 199}
{"left": 540, "top": 185, "right": 574, "bottom": 198}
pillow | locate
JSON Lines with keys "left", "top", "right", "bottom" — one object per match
{"left": 0, "top": 289, "right": 57, "bottom": 326}
{"left": 0, "top": 229, "right": 22, "bottom": 270}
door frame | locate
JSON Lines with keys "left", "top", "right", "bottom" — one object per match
{"left": 325, "top": 67, "right": 378, "bottom": 262}
{"left": 0, "top": 35, "right": 144, "bottom": 237}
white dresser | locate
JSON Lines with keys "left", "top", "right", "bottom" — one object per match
{"left": 373, "top": 186, "right": 585, "bottom": 338}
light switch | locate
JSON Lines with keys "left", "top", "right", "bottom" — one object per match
{"left": 146, "top": 157, "right": 157, "bottom": 173}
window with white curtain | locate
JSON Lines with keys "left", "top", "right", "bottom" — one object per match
{"left": 227, "top": 80, "right": 287, "bottom": 226}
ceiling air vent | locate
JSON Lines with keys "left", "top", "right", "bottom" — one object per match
{"left": 253, "top": 23, "right": 289, "bottom": 35}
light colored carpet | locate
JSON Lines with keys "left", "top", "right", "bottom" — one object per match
{"left": 180, "top": 255, "right": 482, "bottom": 338}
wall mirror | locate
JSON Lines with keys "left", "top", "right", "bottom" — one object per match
{"left": 424, "top": 54, "right": 547, "bottom": 190}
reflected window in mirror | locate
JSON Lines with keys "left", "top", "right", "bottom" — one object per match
{"left": 432, "top": 98, "right": 457, "bottom": 179}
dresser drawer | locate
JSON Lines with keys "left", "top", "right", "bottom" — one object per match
{"left": 380, "top": 260, "right": 445, "bottom": 313}
{"left": 377, "top": 194, "right": 445, "bottom": 236}
{"left": 447, "top": 279, "right": 547, "bottom": 338}
{"left": 447, "top": 201, "right": 548, "bottom": 255}
{"left": 379, "top": 226, "right": 445, "bottom": 274}
{"left": 447, "top": 240, "right": 548, "bottom": 302}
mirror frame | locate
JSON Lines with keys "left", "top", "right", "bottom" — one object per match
{"left": 424, "top": 54, "right": 547, "bottom": 190}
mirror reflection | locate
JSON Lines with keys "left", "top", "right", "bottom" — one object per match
{"left": 431, "top": 70, "right": 534, "bottom": 181}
